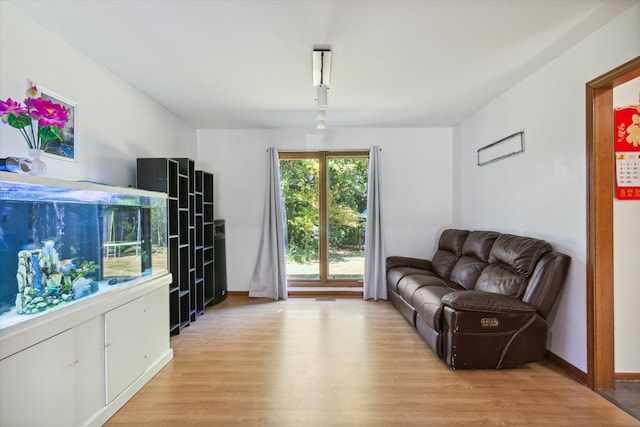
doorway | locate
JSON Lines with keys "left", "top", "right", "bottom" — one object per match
{"left": 586, "top": 56, "right": 640, "bottom": 391}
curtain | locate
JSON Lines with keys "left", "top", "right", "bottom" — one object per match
{"left": 248, "top": 147, "right": 288, "bottom": 300}
{"left": 363, "top": 146, "right": 387, "bottom": 300}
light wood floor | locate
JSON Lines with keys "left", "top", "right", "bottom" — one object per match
{"left": 106, "top": 296, "right": 639, "bottom": 426}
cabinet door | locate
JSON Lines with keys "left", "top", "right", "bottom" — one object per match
{"left": 0, "top": 330, "right": 74, "bottom": 427}
{"left": 74, "top": 316, "right": 105, "bottom": 426}
{"left": 144, "top": 284, "right": 170, "bottom": 369}
{"left": 105, "top": 297, "right": 145, "bottom": 404}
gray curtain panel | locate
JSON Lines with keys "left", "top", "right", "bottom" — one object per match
{"left": 248, "top": 147, "right": 288, "bottom": 300}
{"left": 364, "top": 146, "right": 387, "bottom": 300}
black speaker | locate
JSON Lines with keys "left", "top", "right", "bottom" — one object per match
{"left": 213, "top": 219, "right": 227, "bottom": 304}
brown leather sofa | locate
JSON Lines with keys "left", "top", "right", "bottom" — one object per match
{"left": 386, "top": 229, "right": 571, "bottom": 369}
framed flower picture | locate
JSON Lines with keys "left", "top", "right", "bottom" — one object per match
{"left": 36, "top": 84, "right": 77, "bottom": 162}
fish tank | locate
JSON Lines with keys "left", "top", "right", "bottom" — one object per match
{"left": 0, "top": 172, "right": 168, "bottom": 330}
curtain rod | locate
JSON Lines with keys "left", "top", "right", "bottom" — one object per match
{"left": 266, "top": 148, "right": 382, "bottom": 152}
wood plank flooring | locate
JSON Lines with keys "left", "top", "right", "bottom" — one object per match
{"left": 106, "top": 296, "right": 639, "bottom": 426}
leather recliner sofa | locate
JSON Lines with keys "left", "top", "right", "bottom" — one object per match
{"left": 386, "top": 229, "right": 571, "bottom": 370}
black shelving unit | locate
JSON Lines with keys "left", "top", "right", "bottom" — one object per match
{"left": 137, "top": 157, "right": 208, "bottom": 334}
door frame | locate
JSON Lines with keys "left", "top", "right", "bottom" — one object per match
{"left": 586, "top": 55, "right": 640, "bottom": 390}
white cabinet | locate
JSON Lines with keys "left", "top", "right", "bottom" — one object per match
{"left": 0, "top": 274, "right": 173, "bottom": 427}
{"left": 0, "top": 330, "right": 75, "bottom": 427}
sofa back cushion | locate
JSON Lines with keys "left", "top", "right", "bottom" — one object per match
{"left": 431, "top": 229, "right": 469, "bottom": 279}
{"left": 475, "top": 234, "right": 552, "bottom": 298}
{"left": 449, "top": 230, "right": 500, "bottom": 289}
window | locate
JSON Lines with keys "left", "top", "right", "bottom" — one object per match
{"left": 279, "top": 151, "right": 369, "bottom": 286}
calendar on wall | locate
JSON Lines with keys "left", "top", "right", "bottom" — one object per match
{"left": 615, "top": 104, "right": 640, "bottom": 200}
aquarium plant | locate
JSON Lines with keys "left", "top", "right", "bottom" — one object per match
{"left": 0, "top": 86, "right": 69, "bottom": 150}
{"left": 15, "top": 242, "right": 99, "bottom": 314}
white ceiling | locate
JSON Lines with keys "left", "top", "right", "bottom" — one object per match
{"left": 10, "top": 0, "right": 638, "bottom": 129}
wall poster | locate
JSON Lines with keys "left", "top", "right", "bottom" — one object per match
{"left": 615, "top": 104, "right": 640, "bottom": 200}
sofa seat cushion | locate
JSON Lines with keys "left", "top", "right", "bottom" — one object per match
{"left": 387, "top": 267, "right": 438, "bottom": 293}
{"left": 397, "top": 273, "right": 454, "bottom": 304}
{"left": 414, "top": 285, "right": 460, "bottom": 331}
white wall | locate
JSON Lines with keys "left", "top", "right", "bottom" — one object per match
{"left": 613, "top": 77, "right": 640, "bottom": 373}
{"left": 453, "top": 3, "right": 640, "bottom": 372}
{"left": 197, "top": 128, "right": 453, "bottom": 292}
{"left": 0, "top": 2, "right": 196, "bottom": 186}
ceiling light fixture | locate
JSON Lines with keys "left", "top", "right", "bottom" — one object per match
{"left": 312, "top": 49, "right": 331, "bottom": 86}
{"left": 313, "top": 48, "right": 331, "bottom": 129}
{"left": 316, "top": 84, "right": 328, "bottom": 109}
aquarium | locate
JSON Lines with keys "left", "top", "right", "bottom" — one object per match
{"left": 0, "top": 172, "right": 168, "bottom": 329}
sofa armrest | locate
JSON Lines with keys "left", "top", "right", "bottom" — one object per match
{"left": 386, "top": 256, "right": 433, "bottom": 271}
{"left": 441, "top": 290, "right": 545, "bottom": 369}
{"left": 442, "top": 290, "right": 535, "bottom": 313}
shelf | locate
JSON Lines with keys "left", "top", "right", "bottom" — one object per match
{"left": 189, "top": 268, "right": 196, "bottom": 321}
{"left": 188, "top": 161, "right": 195, "bottom": 194}
{"left": 204, "top": 262, "right": 214, "bottom": 304}
{"left": 203, "top": 173, "right": 214, "bottom": 203}
{"left": 189, "top": 195, "right": 195, "bottom": 227}
{"left": 204, "top": 204, "right": 213, "bottom": 221}
{"left": 204, "top": 223, "right": 214, "bottom": 247}
{"left": 204, "top": 247, "right": 214, "bottom": 262}
{"left": 196, "top": 248, "right": 204, "bottom": 278}
{"left": 195, "top": 170, "right": 203, "bottom": 193}
{"left": 168, "top": 200, "right": 178, "bottom": 236}
{"left": 179, "top": 210, "right": 189, "bottom": 244}
{"left": 169, "top": 288, "right": 179, "bottom": 331}
{"left": 176, "top": 159, "right": 190, "bottom": 176}
{"left": 168, "top": 161, "right": 178, "bottom": 198}
{"left": 178, "top": 246, "right": 190, "bottom": 292}
{"left": 195, "top": 194, "right": 203, "bottom": 214}
{"left": 178, "top": 176, "right": 188, "bottom": 209}
{"left": 169, "top": 236, "right": 178, "bottom": 275}
{"left": 196, "top": 216, "right": 204, "bottom": 247}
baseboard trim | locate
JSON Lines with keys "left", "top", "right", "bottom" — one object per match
{"left": 226, "top": 291, "right": 249, "bottom": 297}
{"left": 615, "top": 372, "right": 640, "bottom": 381}
{"left": 288, "top": 290, "right": 363, "bottom": 298}
{"left": 225, "top": 290, "right": 364, "bottom": 299}
{"left": 545, "top": 350, "right": 588, "bottom": 385}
